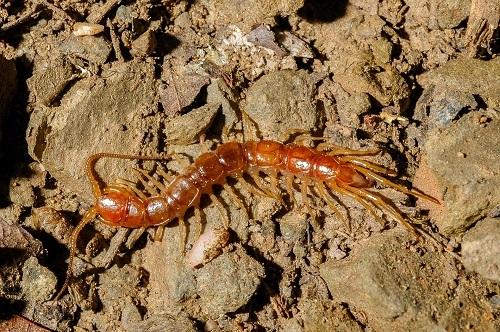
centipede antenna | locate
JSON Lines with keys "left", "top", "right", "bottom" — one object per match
{"left": 351, "top": 165, "right": 440, "bottom": 204}
{"left": 53, "top": 207, "right": 97, "bottom": 301}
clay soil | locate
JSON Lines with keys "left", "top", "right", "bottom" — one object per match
{"left": 0, "top": 1, "right": 499, "bottom": 331}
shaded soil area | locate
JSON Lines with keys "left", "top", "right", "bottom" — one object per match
{"left": 0, "top": 1, "right": 499, "bottom": 331}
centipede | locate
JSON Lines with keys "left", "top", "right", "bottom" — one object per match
{"left": 52, "top": 137, "right": 439, "bottom": 300}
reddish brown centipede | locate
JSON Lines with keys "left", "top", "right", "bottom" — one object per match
{"left": 53, "top": 139, "right": 439, "bottom": 300}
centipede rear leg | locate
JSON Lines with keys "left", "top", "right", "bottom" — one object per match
{"left": 344, "top": 184, "right": 419, "bottom": 237}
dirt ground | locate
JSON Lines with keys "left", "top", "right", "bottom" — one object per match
{"left": 0, "top": 1, "right": 499, "bottom": 331}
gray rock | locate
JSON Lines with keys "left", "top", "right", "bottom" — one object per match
{"left": 196, "top": 245, "right": 265, "bottom": 317}
{"left": 26, "top": 61, "right": 158, "bottom": 201}
{"left": 425, "top": 113, "right": 500, "bottom": 235}
{"left": 206, "top": 79, "right": 239, "bottom": 130}
{"left": 121, "top": 304, "right": 198, "bottom": 332}
{"left": 203, "top": 0, "right": 304, "bottom": 32}
{"left": 418, "top": 57, "right": 500, "bottom": 110}
{"left": 164, "top": 103, "right": 221, "bottom": 145}
{"left": 21, "top": 257, "right": 57, "bottom": 302}
{"left": 59, "top": 35, "right": 112, "bottom": 64}
{"left": 131, "top": 30, "right": 157, "bottom": 57}
{"left": 406, "top": 0, "right": 471, "bottom": 29}
{"left": 9, "top": 178, "right": 36, "bottom": 207}
{"left": 319, "top": 229, "right": 490, "bottom": 330}
{"left": 244, "top": 70, "right": 320, "bottom": 140}
{"left": 27, "top": 58, "right": 74, "bottom": 106}
{"left": 462, "top": 217, "right": 500, "bottom": 282}
{"left": 297, "top": 299, "right": 363, "bottom": 332}
{"left": 415, "top": 87, "right": 478, "bottom": 129}
{"left": 279, "top": 210, "right": 308, "bottom": 244}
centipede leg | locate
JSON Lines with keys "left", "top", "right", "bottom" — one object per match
{"left": 194, "top": 207, "right": 204, "bottom": 239}
{"left": 351, "top": 165, "right": 440, "bottom": 204}
{"left": 223, "top": 183, "right": 248, "bottom": 218}
{"left": 239, "top": 175, "right": 268, "bottom": 198}
{"left": 154, "top": 225, "right": 165, "bottom": 242}
{"left": 285, "top": 175, "right": 297, "bottom": 208}
{"left": 85, "top": 153, "right": 172, "bottom": 197}
{"left": 338, "top": 157, "right": 397, "bottom": 176}
{"left": 53, "top": 207, "right": 97, "bottom": 301}
{"left": 210, "top": 193, "right": 230, "bottom": 227}
{"left": 248, "top": 171, "right": 281, "bottom": 201}
{"left": 346, "top": 185, "right": 419, "bottom": 237}
{"left": 330, "top": 181, "right": 386, "bottom": 228}
{"left": 316, "top": 181, "right": 350, "bottom": 232}
{"left": 133, "top": 167, "right": 167, "bottom": 193}
{"left": 267, "top": 170, "right": 284, "bottom": 204}
{"left": 179, "top": 217, "right": 188, "bottom": 252}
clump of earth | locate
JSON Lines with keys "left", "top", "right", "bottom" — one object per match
{"left": 0, "top": 1, "right": 499, "bottom": 331}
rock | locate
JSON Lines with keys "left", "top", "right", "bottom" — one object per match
{"left": 320, "top": 229, "right": 495, "bottom": 330}
{"left": 59, "top": 35, "right": 112, "bottom": 64}
{"left": 424, "top": 112, "right": 500, "bottom": 235}
{"left": 415, "top": 87, "right": 478, "bottom": 129}
{"left": 121, "top": 305, "right": 198, "bottom": 332}
{"left": 297, "top": 299, "right": 363, "bottom": 332}
{"left": 164, "top": 103, "right": 221, "bottom": 145}
{"left": 159, "top": 67, "right": 210, "bottom": 117}
{"left": 334, "top": 55, "right": 410, "bottom": 110}
{"left": 21, "top": 257, "right": 57, "bottom": 302}
{"left": 27, "top": 59, "right": 74, "bottom": 106}
{"left": 406, "top": 0, "right": 471, "bottom": 29}
{"left": 26, "top": 61, "right": 158, "bottom": 201}
{"left": 418, "top": 57, "right": 500, "bottom": 110}
{"left": 337, "top": 92, "right": 372, "bottom": 128}
{"left": 9, "top": 178, "right": 36, "bottom": 207}
{"left": 0, "top": 219, "right": 42, "bottom": 255}
{"left": 98, "top": 264, "right": 143, "bottom": 304}
{"left": 196, "top": 245, "right": 265, "bottom": 317}
{"left": 462, "top": 218, "right": 500, "bottom": 282}
{"left": 131, "top": 30, "right": 157, "bottom": 57}
{"left": 244, "top": 70, "right": 320, "bottom": 140}
{"left": 204, "top": 0, "right": 304, "bottom": 32}
{"left": 206, "top": 79, "right": 239, "bottom": 130}
{"left": 279, "top": 210, "right": 308, "bottom": 244}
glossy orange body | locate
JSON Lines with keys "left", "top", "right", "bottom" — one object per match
{"left": 96, "top": 140, "right": 373, "bottom": 228}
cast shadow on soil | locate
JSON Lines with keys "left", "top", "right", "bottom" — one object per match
{"left": 236, "top": 245, "right": 285, "bottom": 318}
{"left": 298, "top": 0, "right": 348, "bottom": 23}
{"left": 0, "top": 56, "right": 32, "bottom": 208}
